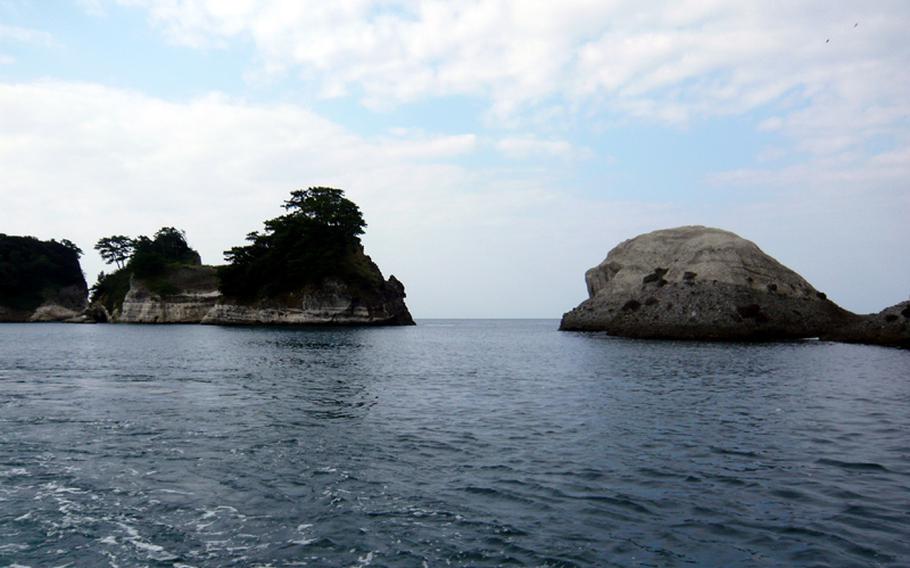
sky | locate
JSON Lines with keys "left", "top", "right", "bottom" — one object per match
{"left": 1, "top": 1, "right": 908, "bottom": 318}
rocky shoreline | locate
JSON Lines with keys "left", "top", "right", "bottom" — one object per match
{"left": 3, "top": 225, "right": 907, "bottom": 346}
{"left": 89, "top": 262, "right": 414, "bottom": 326}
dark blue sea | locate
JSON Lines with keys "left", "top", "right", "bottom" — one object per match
{"left": 1, "top": 321, "right": 908, "bottom": 567}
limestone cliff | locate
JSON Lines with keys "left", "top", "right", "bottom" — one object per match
{"left": 560, "top": 226, "right": 849, "bottom": 340}
{"left": 117, "top": 265, "right": 221, "bottom": 323}
{"left": 204, "top": 275, "right": 413, "bottom": 326}
{"left": 106, "top": 255, "right": 414, "bottom": 326}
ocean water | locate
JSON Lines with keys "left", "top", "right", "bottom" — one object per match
{"left": 0, "top": 321, "right": 908, "bottom": 568}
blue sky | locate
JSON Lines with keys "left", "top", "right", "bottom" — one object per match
{"left": 1, "top": 1, "right": 908, "bottom": 317}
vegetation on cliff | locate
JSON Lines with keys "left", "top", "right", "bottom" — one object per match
{"left": 0, "top": 234, "right": 87, "bottom": 312}
{"left": 91, "top": 227, "right": 202, "bottom": 312}
{"left": 219, "top": 187, "right": 383, "bottom": 300}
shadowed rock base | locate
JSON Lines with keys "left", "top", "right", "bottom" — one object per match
{"left": 561, "top": 281, "right": 849, "bottom": 340}
{"left": 821, "top": 302, "right": 910, "bottom": 348}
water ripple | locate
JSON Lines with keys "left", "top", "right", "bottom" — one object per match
{"left": 1, "top": 321, "right": 909, "bottom": 567}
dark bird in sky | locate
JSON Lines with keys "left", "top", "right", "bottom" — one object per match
{"left": 826, "top": 38, "right": 830, "bottom": 43}
{"left": 854, "top": 22, "right": 858, "bottom": 27}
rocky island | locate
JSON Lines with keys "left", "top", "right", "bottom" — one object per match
{"left": 560, "top": 226, "right": 908, "bottom": 347}
{"left": 96, "top": 249, "right": 412, "bottom": 326}
{"left": 91, "top": 188, "right": 414, "bottom": 326}
{"left": 1, "top": 188, "right": 413, "bottom": 326}
{"left": 0, "top": 235, "right": 87, "bottom": 322}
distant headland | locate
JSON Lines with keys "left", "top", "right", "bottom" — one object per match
{"left": 0, "top": 188, "right": 413, "bottom": 326}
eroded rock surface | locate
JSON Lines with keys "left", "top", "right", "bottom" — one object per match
{"left": 560, "top": 226, "right": 849, "bottom": 340}
{"left": 204, "top": 276, "right": 414, "bottom": 326}
{"left": 118, "top": 266, "right": 221, "bottom": 324}
{"left": 822, "top": 301, "right": 910, "bottom": 348}
{"left": 112, "top": 263, "right": 414, "bottom": 326}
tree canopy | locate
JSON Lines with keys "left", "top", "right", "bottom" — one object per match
{"left": 219, "top": 187, "right": 369, "bottom": 299}
{"left": 0, "top": 234, "right": 86, "bottom": 311}
{"left": 95, "top": 228, "right": 199, "bottom": 272}
{"left": 91, "top": 227, "right": 200, "bottom": 310}
{"left": 95, "top": 235, "right": 134, "bottom": 268}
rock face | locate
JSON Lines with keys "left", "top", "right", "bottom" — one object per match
{"left": 118, "top": 266, "right": 221, "bottom": 324}
{"left": 111, "top": 261, "right": 414, "bottom": 326}
{"left": 0, "top": 235, "right": 88, "bottom": 322}
{"left": 560, "top": 226, "right": 850, "bottom": 340}
{"left": 203, "top": 276, "right": 414, "bottom": 326}
{"left": 28, "top": 298, "right": 85, "bottom": 322}
{"left": 0, "top": 290, "right": 86, "bottom": 322}
{"left": 822, "top": 301, "right": 910, "bottom": 348}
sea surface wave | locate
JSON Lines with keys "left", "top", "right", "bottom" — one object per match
{"left": 1, "top": 321, "right": 908, "bottom": 567}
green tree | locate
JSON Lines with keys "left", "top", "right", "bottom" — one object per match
{"left": 59, "top": 239, "right": 83, "bottom": 258}
{"left": 220, "top": 187, "right": 369, "bottom": 299}
{"left": 0, "top": 234, "right": 86, "bottom": 311}
{"left": 94, "top": 235, "right": 134, "bottom": 268}
{"left": 144, "top": 227, "right": 196, "bottom": 261}
{"left": 91, "top": 228, "right": 201, "bottom": 310}
{"left": 283, "top": 187, "right": 366, "bottom": 237}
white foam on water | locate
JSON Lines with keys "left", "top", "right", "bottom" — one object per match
{"left": 348, "top": 551, "right": 374, "bottom": 567}
{"left": 0, "top": 467, "right": 29, "bottom": 477}
{"left": 201, "top": 505, "right": 239, "bottom": 519}
{"left": 117, "top": 522, "right": 139, "bottom": 539}
{"left": 104, "top": 548, "right": 127, "bottom": 568}
{"left": 154, "top": 488, "right": 193, "bottom": 495}
{"left": 41, "top": 482, "right": 83, "bottom": 495}
{"left": 98, "top": 535, "right": 118, "bottom": 545}
{"left": 290, "top": 522, "right": 317, "bottom": 545}
{"left": 116, "top": 521, "right": 176, "bottom": 561}
{"left": 132, "top": 540, "right": 165, "bottom": 554}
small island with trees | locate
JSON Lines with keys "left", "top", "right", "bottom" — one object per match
{"left": 0, "top": 235, "right": 88, "bottom": 321}
{"left": 1, "top": 188, "right": 414, "bottom": 326}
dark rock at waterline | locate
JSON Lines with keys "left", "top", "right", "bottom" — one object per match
{"left": 559, "top": 226, "right": 851, "bottom": 340}
{"left": 822, "top": 301, "right": 910, "bottom": 348}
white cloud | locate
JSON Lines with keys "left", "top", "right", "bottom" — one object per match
{"left": 0, "top": 80, "right": 682, "bottom": 317}
{"left": 495, "top": 136, "right": 590, "bottom": 161}
{"left": 76, "top": 0, "right": 109, "bottom": 17}
{"left": 114, "top": 2, "right": 909, "bottom": 118}
{"left": 0, "top": 23, "right": 57, "bottom": 47}
{"left": 106, "top": 1, "right": 910, "bottom": 196}
{"left": 0, "top": 53, "right": 13, "bottom": 65}
{"left": 2, "top": 79, "right": 906, "bottom": 316}
{"left": 5, "top": 1, "right": 910, "bottom": 315}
